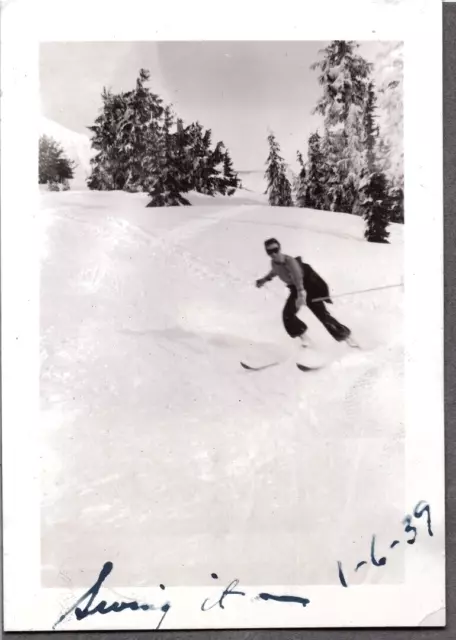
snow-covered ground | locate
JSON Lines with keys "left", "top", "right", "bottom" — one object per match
{"left": 40, "top": 188, "right": 405, "bottom": 589}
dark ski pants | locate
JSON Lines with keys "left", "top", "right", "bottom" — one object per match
{"left": 282, "top": 286, "right": 351, "bottom": 342}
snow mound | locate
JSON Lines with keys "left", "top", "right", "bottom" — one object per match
{"left": 39, "top": 191, "right": 405, "bottom": 588}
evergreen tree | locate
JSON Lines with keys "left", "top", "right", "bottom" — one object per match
{"left": 373, "top": 45, "right": 405, "bottom": 225}
{"left": 176, "top": 121, "right": 239, "bottom": 197}
{"left": 358, "top": 81, "right": 391, "bottom": 242}
{"left": 295, "top": 151, "right": 307, "bottom": 207}
{"left": 265, "top": 133, "right": 293, "bottom": 206}
{"left": 86, "top": 68, "right": 240, "bottom": 204}
{"left": 339, "top": 102, "right": 366, "bottom": 213}
{"left": 373, "top": 42, "right": 404, "bottom": 197}
{"left": 375, "top": 136, "right": 403, "bottom": 223}
{"left": 168, "top": 118, "right": 197, "bottom": 194}
{"left": 123, "top": 69, "right": 165, "bottom": 192}
{"left": 304, "top": 132, "right": 326, "bottom": 210}
{"left": 147, "top": 106, "right": 191, "bottom": 206}
{"left": 360, "top": 171, "right": 391, "bottom": 243}
{"left": 320, "top": 129, "right": 346, "bottom": 211}
{"left": 363, "top": 81, "right": 379, "bottom": 173}
{"left": 204, "top": 137, "right": 225, "bottom": 196}
{"left": 87, "top": 88, "right": 130, "bottom": 190}
{"left": 39, "top": 135, "right": 76, "bottom": 189}
{"left": 184, "top": 122, "right": 207, "bottom": 193}
{"left": 311, "top": 40, "right": 373, "bottom": 213}
{"left": 221, "top": 149, "right": 239, "bottom": 196}
{"left": 198, "top": 127, "right": 217, "bottom": 195}
{"left": 87, "top": 69, "right": 165, "bottom": 192}
{"left": 312, "top": 40, "right": 372, "bottom": 125}
{"left": 388, "top": 185, "right": 404, "bottom": 224}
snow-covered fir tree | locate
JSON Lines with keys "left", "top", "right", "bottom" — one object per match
{"left": 373, "top": 42, "right": 404, "bottom": 193}
{"left": 195, "top": 125, "right": 217, "bottom": 195}
{"left": 310, "top": 133, "right": 329, "bottom": 210}
{"left": 179, "top": 122, "right": 206, "bottom": 194}
{"left": 312, "top": 40, "right": 372, "bottom": 126}
{"left": 177, "top": 121, "right": 237, "bottom": 197}
{"left": 363, "top": 81, "right": 380, "bottom": 173}
{"left": 340, "top": 102, "right": 367, "bottom": 213}
{"left": 146, "top": 106, "right": 191, "bottom": 206}
{"left": 86, "top": 88, "right": 125, "bottom": 190}
{"left": 168, "top": 117, "right": 194, "bottom": 193}
{"left": 388, "top": 184, "right": 404, "bottom": 224}
{"left": 311, "top": 40, "right": 373, "bottom": 213}
{"left": 360, "top": 171, "right": 391, "bottom": 243}
{"left": 221, "top": 150, "right": 240, "bottom": 196}
{"left": 359, "top": 81, "right": 391, "bottom": 243}
{"left": 304, "top": 131, "right": 327, "bottom": 210}
{"left": 39, "top": 134, "right": 76, "bottom": 190}
{"left": 87, "top": 69, "right": 165, "bottom": 191}
{"left": 372, "top": 44, "right": 404, "bottom": 224}
{"left": 295, "top": 151, "right": 307, "bottom": 207}
{"left": 265, "top": 133, "right": 293, "bottom": 207}
{"left": 87, "top": 68, "right": 240, "bottom": 204}
{"left": 122, "top": 69, "right": 165, "bottom": 192}
{"left": 320, "top": 130, "right": 346, "bottom": 211}
{"left": 204, "top": 136, "right": 225, "bottom": 196}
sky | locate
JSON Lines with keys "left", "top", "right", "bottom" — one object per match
{"left": 40, "top": 41, "right": 387, "bottom": 172}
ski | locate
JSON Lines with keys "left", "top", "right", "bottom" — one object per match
{"left": 240, "top": 361, "right": 321, "bottom": 372}
{"left": 296, "top": 363, "right": 322, "bottom": 372}
{"left": 241, "top": 339, "right": 362, "bottom": 373}
{"left": 240, "top": 361, "right": 280, "bottom": 371}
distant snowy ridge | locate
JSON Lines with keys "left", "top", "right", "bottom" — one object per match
{"left": 239, "top": 167, "right": 295, "bottom": 196}
{"left": 40, "top": 117, "right": 95, "bottom": 189}
{"left": 238, "top": 170, "right": 266, "bottom": 194}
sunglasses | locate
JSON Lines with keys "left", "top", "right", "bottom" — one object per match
{"left": 266, "top": 247, "right": 280, "bottom": 255}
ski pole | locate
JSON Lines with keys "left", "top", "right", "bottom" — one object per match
{"left": 311, "top": 282, "right": 404, "bottom": 303}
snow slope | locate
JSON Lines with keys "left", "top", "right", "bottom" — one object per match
{"left": 40, "top": 190, "right": 405, "bottom": 589}
{"left": 40, "top": 117, "right": 95, "bottom": 189}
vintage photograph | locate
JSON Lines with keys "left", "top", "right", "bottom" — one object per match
{"left": 1, "top": 0, "right": 445, "bottom": 627}
{"left": 39, "top": 40, "right": 406, "bottom": 590}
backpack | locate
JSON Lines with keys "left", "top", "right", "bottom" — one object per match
{"left": 295, "top": 256, "right": 332, "bottom": 304}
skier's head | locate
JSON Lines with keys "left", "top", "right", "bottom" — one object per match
{"left": 264, "top": 238, "right": 284, "bottom": 262}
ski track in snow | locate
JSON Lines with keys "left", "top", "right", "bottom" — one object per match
{"left": 39, "top": 190, "right": 405, "bottom": 589}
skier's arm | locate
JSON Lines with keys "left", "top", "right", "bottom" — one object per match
{"left": 256, "top": 270, "right": 276, "bottom": 288}
{"left": 263, "top": 269, "right": 277, "bottom": 283}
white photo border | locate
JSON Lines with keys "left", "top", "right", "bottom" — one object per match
{"left": 1, "top": 0, "right": 444, "bottom": 631}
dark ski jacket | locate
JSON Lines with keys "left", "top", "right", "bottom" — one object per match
{"left": 295, "top": 256, "right": 332, "bottom": 304}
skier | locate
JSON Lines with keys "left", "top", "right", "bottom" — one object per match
{"left": 255, "top": 237, "right": 354, "bottom": 347}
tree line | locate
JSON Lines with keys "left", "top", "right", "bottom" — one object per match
{"left": 264, "top": 41, "right": 404, "bottom": 243}
{"left": 39, "top": 43, "right": 403, "bottom": 244}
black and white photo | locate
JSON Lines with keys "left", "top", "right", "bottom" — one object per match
{"left": 1, "top": 0, "right": 445, "bottom": 631}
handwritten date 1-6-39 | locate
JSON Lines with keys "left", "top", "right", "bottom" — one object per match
{"left": 338, "top": 500, "right": 434, "bottom": 588}
{"left": 53, "top": 500, "right": 433, "bottom": 628}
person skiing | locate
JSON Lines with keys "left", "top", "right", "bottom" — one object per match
{"left": 255, "top": 237, "right": 354, "bottom": 346}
